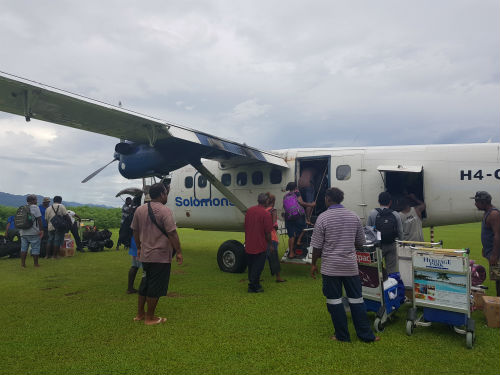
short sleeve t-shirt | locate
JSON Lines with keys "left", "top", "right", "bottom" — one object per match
{"left": 19, "top": 205, "right": 42, "bottom": 236}
{"left": 244, "top": 205, "right": 273, "bottom": 254}
{"left": 67, "top": 210, "right": 76, "bottom": 224}
{"left": 7, "top": 216, "right": 16, "bottom": 230}
{"left": 310, "top": 205, "right": 366, "bottom": 276}
{"left": 45, "top": 203, "right": 68, "bottom": 231}
{"left": 38, "top": 205, "right": 47, "bottom": 228}
{"left": 131, "top": 202, "right": 177, "bottom": 263}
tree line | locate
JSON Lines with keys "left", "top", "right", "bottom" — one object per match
{"left": 0, "top": 204, "right": 122, "bottom": 231}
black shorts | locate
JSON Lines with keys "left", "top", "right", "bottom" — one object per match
{"left": 138, "top": 262, "right": 171, "bottom": 298}
{"left": 285, "top": 217, "right": 306, "bottom": 238}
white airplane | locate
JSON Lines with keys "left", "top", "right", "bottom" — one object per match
{"left": 1, "top": 72, "right": 498, "bottom": 273}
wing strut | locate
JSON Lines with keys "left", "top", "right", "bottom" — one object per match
{"left": 191, "top": 161, "right": 248, "bottom": 214}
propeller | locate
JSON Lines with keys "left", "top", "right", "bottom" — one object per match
{"left": 81, "top": 157, "right": 119, "bottom": 183}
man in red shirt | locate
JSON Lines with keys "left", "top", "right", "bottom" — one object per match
{"left": 245, "top": 193, "right": 274, "bottom": 293}
{"left": 131, "top": 182, "right": 183, "bottom": 325}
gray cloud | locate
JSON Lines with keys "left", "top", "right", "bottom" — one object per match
{"left": 0, "top": 0, "right": 498, "bottom": 206}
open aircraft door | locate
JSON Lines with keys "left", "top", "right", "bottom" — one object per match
{"left": 377, "top": 165, "right": 425, "bottom": 216}
{"left": 331, "top": 153, "right": 366, "bottom": 220}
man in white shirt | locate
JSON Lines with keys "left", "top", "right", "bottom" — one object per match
{"left": 67, "top": 210, "right": 83, "bottom": 252}
{"left": 45, "top": 196, "right": 69, "bottom": 259}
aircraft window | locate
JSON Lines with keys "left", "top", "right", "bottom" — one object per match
{"left": 185, "top": 176, "right": 193, "bottom": 189}
{"left": 222, "top": 173, "right": 231, "bottom": 186}
{"left": 252, "top": 171, "right": 263, "bottom": 185}
{"left": 198, "top": 175, "right": 208, "bottom": 188}
{"left": 237, "top": 172, "right": 247, "bottom": 186}
{"left": 336, "top": 165, "right": 351, "bottom": 181}
{"left": 270, "top": 169, "right": 282, "bottom": 184}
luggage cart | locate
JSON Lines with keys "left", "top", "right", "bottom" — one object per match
{"left": 357, "top": 244, "right": 404, "bottom": 332}
{"left": 397, "top": 240, "right": 443, "bottom": 291}
{"left": 405, "top": 247, "right": 475, "bottom": 349}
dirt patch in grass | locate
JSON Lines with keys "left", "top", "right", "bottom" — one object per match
{"left": 64, "top": 290, "right": 86, "bottom": 296}
{"left": 40, "top": 286, "right": 59, "bottom": 290}
{"left": 166, "top": 292, "right": 184, "bottom": 298}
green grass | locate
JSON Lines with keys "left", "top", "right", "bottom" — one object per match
{"left": 0, "top": 224, "right": 498, "bottom": 375}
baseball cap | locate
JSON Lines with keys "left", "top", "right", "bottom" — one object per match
{"left": 471, "top": 191, "right": 492, "bottom": 201}
{"left": 43, "top": 197, "right": 51, "bottom": 203}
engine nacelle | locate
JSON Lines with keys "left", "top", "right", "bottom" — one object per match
{"left": 117, "top": 144, "right": 171, "bottom": 179}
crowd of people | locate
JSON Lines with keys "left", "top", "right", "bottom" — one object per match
{"left": 6, "top": 181, "right": 498, "bottom": 335}
{"left": 243, "top": 183, "right": 499, "bottom": 342}
{"left": 6, "top": 195, "right": 84, "bottom": 267}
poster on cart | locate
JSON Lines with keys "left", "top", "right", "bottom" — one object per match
{"left": 413, "top": 270, "right": 468, "bottom": 310}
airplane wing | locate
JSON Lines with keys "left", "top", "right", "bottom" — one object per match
{"left": 0, "top": 71, "right": 288, "bottom": 169}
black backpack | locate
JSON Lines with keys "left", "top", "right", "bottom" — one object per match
{"left": 375, "top": 208, "right": 398, "bottom": 244}
{"left": 50, "top": 205, "right": 71, "bottom": 233}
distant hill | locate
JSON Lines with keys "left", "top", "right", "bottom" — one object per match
{"left": 0, "top": 192, "right": 112, "bottom": 208}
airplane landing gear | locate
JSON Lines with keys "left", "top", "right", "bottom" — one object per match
{"left": 217, "top": 240, "right": 247, "bottom": 273}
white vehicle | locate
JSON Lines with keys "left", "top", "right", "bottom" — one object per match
{"left": 1, "top": 72, "right": 498, "bottom": 272}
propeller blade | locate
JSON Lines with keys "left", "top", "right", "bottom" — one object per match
{"left": 81, "top": 158, "right": 118, "bottom": 183}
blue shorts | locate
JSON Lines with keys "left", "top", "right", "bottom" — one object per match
{"left": 21, "top": 235, "right": 41, "bottom": 255}
{"left": 47, "top": 230, "right": 65, "bottom": 247}
{"left": 285, "top": 217, "right": 306, "bottom": 238}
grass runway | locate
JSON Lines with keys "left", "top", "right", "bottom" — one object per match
{"left": 0, "top": 224, "right": 498, "bottom": 375}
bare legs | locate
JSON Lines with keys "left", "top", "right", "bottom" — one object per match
{"left": 135, "top": 295, "right": 165, "bottom": 325}
{"left": 21, "top": 252, "right": 40, "bottom": 267}
{"left": 288, "top": 237, "right": 296, "bottom": 258}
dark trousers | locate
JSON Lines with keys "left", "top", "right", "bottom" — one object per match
{"left": 322, "top": 274, "right": 376, "bottom": 342}
{"left": 70, "top": 222, "right": 82, "bottom": 250}
{"left": 266, "top": 242, "right": 281, "bottom": 276}
{"left": 247, "top": 252, "right": 267, "bottom": 291}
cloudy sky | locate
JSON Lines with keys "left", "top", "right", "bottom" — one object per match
{"left": 0, "top": 0, "right": 498, "bottom": 207}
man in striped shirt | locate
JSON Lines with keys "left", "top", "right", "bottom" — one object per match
{"left": 310, "top": 187, "right": 379, "bottom": 343}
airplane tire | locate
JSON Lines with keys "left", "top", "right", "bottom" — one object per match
{"left": 217, "top": 240, "right": 247, "bottom": 273}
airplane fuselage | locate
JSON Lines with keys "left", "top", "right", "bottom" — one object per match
{"left": 167, "top": 143, "right": 499, "bottom": 231}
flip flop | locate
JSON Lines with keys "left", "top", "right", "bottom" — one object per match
{"left": 133, "top": 316, "right": 144, "bottom": 322}
{"left": 145, "top": 317, "right": 167, "bottom": 325}
{"left": 276, "top": 279, "right": 287, "bottom": 283}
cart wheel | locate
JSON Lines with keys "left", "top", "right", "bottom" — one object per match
{"left": 466, "top": 331, "right": 474, "bottom": 349}
{"left": 406, "top": 320, "right": 414, "bottom": 336}
{"left": 374, "top": 317, "right": 384, "bottom": 333}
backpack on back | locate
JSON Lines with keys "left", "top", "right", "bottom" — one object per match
{"left": 375, "top": 208, "right": 398, "bottom": 244}
{"left": 283, "top": 192, "right": 305, "bottom": 221}
{"left": 14, "top": 205, "right": 34, "bottom": 229}
{"left": 50, "top": 205, "right": 71, "bottom": 233}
